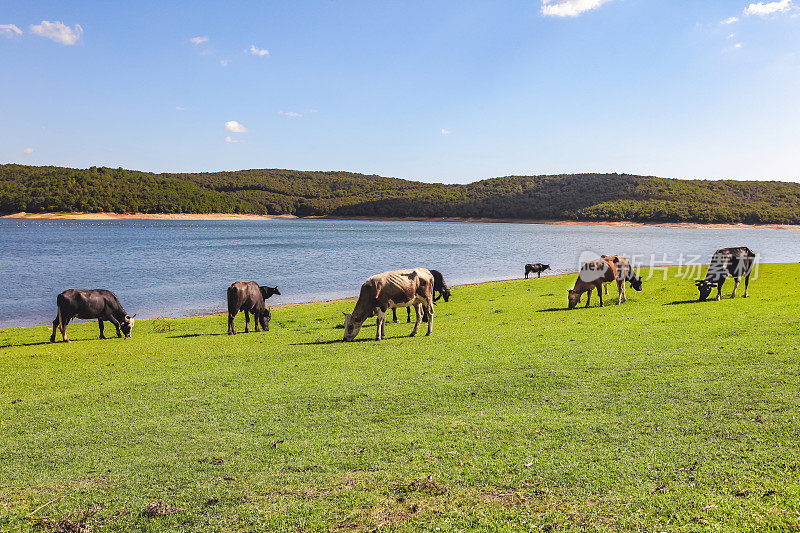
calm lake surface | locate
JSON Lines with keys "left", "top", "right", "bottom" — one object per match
{"left": 1, "top": 218, "right": 798, "bottom": 328}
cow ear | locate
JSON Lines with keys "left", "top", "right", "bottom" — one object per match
{"left": 131, "top": 314, "right": 136, "bottom": 318}
{"left": 613, "top": 257, "right": 619, "bottom": 263}
{"left": 125, "top": 315, "right": 130, "bottom": 320}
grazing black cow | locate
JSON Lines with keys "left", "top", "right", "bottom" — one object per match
{"left": 50, "top": 289, "right": 135, "bottom": 343}
{"left": 392, "top": 269, "right": 450, "bottom": 323}
{"left": 227, "top": 282, "right": 279, "bottom": 334}
{"left": 524, "top": 263, "right": 551, "bottom": 279}
{"left": 695, "top": 247, "right": 756, "bottom": 301}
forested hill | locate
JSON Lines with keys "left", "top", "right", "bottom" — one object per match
{"left": 2, "top": 164, "right": 800, "bottom": 224}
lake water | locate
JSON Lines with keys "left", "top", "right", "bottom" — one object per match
{"left": 0, "top": 218, "right": 798, "bottom": 328}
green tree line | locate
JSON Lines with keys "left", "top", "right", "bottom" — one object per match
{"left": 2, "top": 164, "right": 800, "bottom": 224}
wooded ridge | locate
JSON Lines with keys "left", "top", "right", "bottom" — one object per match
{"left": 2, "top": 164, "right": 799, "bottom": 224}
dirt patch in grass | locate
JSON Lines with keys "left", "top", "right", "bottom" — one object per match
{"left": 30, "top": 505, "right": 100, "bottom": 533}
{"left": 1, "top": 477, "right": 109, "bottom": 512}
{"left": 391, "top": 477, "right": 448, "bottom": 496}
{"left": 142, "top": 500, "right": 185, "bottom": 517}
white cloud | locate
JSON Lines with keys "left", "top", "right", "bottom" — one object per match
{"left": 175, "top": 106, "right": 185, "bottom": 111}
{"left": 441, "top": 128, "right": 452, "bottom": 135}
{"left": 307, "top": 109, "right": 318, "bottom": 114}
{"left": 721, "top": 16, "right": 739, "bottom": 24}
{"left": 0, "top": 24, "right": 23, "bottom": 38}
{"left": 190, "top": 36, "right": 209, "bottom": 45}
{"left": 541, "top": 0, "right": 615, "bottom": 17}
{"left": 734, "top": 43, "right": 743, "bottom": 48}
{"left": 23, "top": 147, "right": 34, "bottom": 155}
{"left": 220, "top": 59, "right": 229, "bottom": 67}
{"left": 728, "top": 33, "right": 736, "bottom": 39}
{"left": 279, "top": 111, "right": 302, "bottom": 118}
{"left": 225, "top": 136, "right": 245, "bottom": 144}
{"left": 745, "top": 0, "right": 792, "bottom": 16}
{"left": 249, "top": 44, "right": 269, "bottom": 56}
{"left": 29, "top": 20, "right": 83, "bottom": 45}
{"left": 224, "top": 120, "right": 250, "bottom": 133}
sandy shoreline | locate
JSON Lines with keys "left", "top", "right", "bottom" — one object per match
{"left": 1, "top": 211, "right": 293, "bottom": 221}
{"left": 3, "top": 211, "right": 799, "bottom": 230}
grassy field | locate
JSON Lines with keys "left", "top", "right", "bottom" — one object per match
{"left": 1, "top": 264, "right": 799, "bottom": 532}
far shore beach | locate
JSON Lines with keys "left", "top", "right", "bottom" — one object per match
{"left": 3, "top": 211, "right": 799, "bottom": 231}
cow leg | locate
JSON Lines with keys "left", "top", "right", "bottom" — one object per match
{"left": 426, "top": 300, "right": 433, "bottom": 336}
{"left": 604, "top": 284, "right": 609, "bottom": 295}
{"left": 51, "top": 315, "right": 59, "bottom": 343}
{"left": 244, "top": 310, "right": 250, "bottom": 333}
{"left": 375, "top": 309, "right": 385, "bottom": 341}
{"left": 598, "top": 286, "right": 605, "bottom": 307}
{"left": 618, "top": 280, "right": 625, "bottom": 304}
{"left": 744, "top": 273, "right": 751, "bottom": 298}
{"left": 107, "top": 316, "right": 121, "bottom": 338}
{"left": 407, "top": 306, "right": 412, "bottom": 323}
{"left": 60, "top": 314, "right": 71, "bottom": 342}
{"left": 392, "top": 308, "right": 398, "bottom": 323}
{"left": 716, "top": 281, "right": 723, "bottom": 301}
{"left": 98, "top": 319, "right": 105, "bottom": 339}
{"left": 731, "top": 277, "right": 740, "bottom": 298}
{"left": 253, "top": 311, "right": 260, "bottom": 332}
{"left": 585, "top": 290, "right": 591, "bottom": 307}
{"left": 228, "top": 312, "right": 236, "bottom": 335}
{"left": 410, "top": 303, "right": 422, "bottom": 337}
{"left": 538, "top": 272, "right": 541, "bottom": 278}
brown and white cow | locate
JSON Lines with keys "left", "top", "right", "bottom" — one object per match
{"left": 343, "top": 268, "right": 435, "bottom": 341}
{"left": 567, "top": 256, "right": 636, "bottom": 309}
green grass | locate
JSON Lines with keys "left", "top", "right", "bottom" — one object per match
{"left": 1, "top": 264, "right": 799, "bottom": 532}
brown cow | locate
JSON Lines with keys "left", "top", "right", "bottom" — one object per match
{"left": 567, "top": 256, "right": 634, "bottom": 309}
{"left": 343, "top": 268, "right": 435, "bottom": 341}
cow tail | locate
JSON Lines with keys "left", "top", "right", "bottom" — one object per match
{"left": 226, "top": 286, "right": 236, "bottom": 314}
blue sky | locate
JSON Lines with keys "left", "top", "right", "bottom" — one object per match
{"left": 2, "top": 0, "right": 799, "bottom": 183}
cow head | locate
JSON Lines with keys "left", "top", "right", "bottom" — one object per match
{"left": 695, "top": 280, "right": 714, "bottom": 301}
{"left": 120, "top": 314, "right": 136, "bottom": 338}
{"left": 261, "top": 286, "right": 281, "bottom": 299}
{"left": 629, "top": 274, "right": 643, "bottom": 291}
{"left": 544, "top": 264, "right": 551, "bottom": 271}
{"left": 342, "top": 312, "right": 363, "bottom": 342}
{"left": 567, "top": 289, "right": 581, "bottom": 309}
{"left": 438, "top": 286, "right": 451, "bottom": 302}
{"left": 260, "top": 307, "right": 271, "bottom": 331}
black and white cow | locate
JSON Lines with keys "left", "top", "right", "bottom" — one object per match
{"left": 695, "top": 247, "right": 756, "bottom": 301}
{"left": 50, "top": 289, "right": 135, "bottom": 343}
{"left": 524, "top": 263, "right": 551, "bottom": 279}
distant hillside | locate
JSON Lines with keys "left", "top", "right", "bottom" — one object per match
{"left": 2, "top": 164, "right": 800, "bottom": 224}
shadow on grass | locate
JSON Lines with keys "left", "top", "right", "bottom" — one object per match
{"left": 1, "top": 338, "right": 97, "bottom": 348}
{"left": 166, "top": 332, "right": 226, "bottom": 339}
{"left": 1, "top": 340, "right": 56, "bottom": 348}
{"left": 291, "top": 337, "right": 372, "bottom": 346}
{"left": 664, "top": 299, "right": 706, "bottom": 305}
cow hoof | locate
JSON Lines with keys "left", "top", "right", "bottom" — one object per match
{"left": 100, "top": 335, "right": 105, "bottom": 339}
{"left": 743, "top": 294, "right": 749, "bottom": 298}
